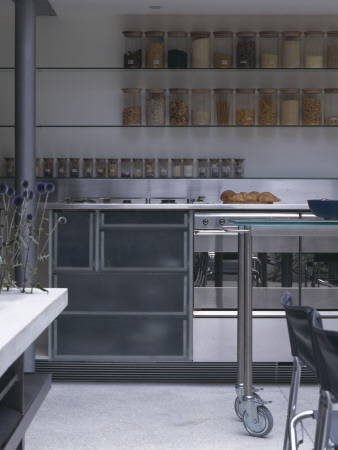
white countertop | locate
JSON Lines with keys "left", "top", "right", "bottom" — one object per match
{"left": 0, "top": 288, "right": 67, "bottom": 377}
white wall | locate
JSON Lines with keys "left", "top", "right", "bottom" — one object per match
{"left": 1, "top": 14, "right": 338, "bottom": 178}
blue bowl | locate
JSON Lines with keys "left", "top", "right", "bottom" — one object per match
{"left": 308, "top": 199, "right": 338, "bottom": 219}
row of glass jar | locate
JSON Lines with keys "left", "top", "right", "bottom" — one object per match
{"left": 4, "top": 157, "right": 245, "bottom": 179}
{"left": 123, "top": 30, "right": 338, "bottom": 69}
{"left": 123, "top": 87, "right": 338, "bottom": 126}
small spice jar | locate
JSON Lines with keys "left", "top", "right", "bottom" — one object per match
{"left": 108, "top": 158, "right": 118, "bottom": 178}
{"left": 145, "top": 158, "right": 155, "bottom": 178}
{"left": 83, "top": 158, "right": 93, "bottom": 177}
{"left": 57, "top": 158, "right": 67, "bottom": 177}
{"left": 158, "top": 158, "right": 169, "bottom": 178}
{"left": 302, "top": 88, "right": 322, "bottom": 125}
{"left": 171, "top": 158, "right": 182, "bottom": 177}
{"left": 5, "top": 157, "right": 15, "bottom": 176}
{"left": 235, "top": 88, "right": 256, "bottom": 125}
{"left": 123, "top": 31, "right": 143, "bottom": 68}
{"left": 191, "top": 89, "right": 211, "bottom": 125}
{"left": 258, "top": 88, "right": 278, "bottom": 125}
{"left": 259, "top": 31, "right": 279, "bottom": 68}
{"left": 209, "top": 158, "right": 220, "bottom": 178}
{"left": 96, "top": 158, "right": 106, "bottom": 177}
{"left": 234, "top": 159, "right": 245, "bottom": 177}
{"left": 236, "top": 32, "right": 257, "bottom": 68}
{"left": 213, "top": 31, "right": 233, "bottom": 68}
{"left": 221, "top": 158, "right": 232, "bottom": 178}
{"left": 35, "top": 158, "right": 40, "bottom": 177}
{"left": 132, "top": 158, "right": 143, "bottom": 178}
{"left": 145, "top": 31, "right": 165, "bottom": 68}
{"left": 169, "top": 88, "right": 189, "bottom": 125}
{"left": 121, "top": 158, "right": 131, "bottom": 178}
{"left": 324, "top": 88, "right": 338, "bottom": 125}
{"left": 69, "top": 158, "right": 79, "bottom": 177}
{"left": 327, "top": 32, "right": 338, "bottom": 68}
{"left": 43, "top": 157, "right": 54, "bottom": 177}
{"left": 280, "top": 88, "right": 300, "bottom": 125}
{"left": 167, "top": 31, "right": 188, "bottom": 68}
{"left": 183, "top": 158, "right": 194, "bottom": 177}
{"left": 190, "top": 31, "right": 210, "bottom": 68}
{"left": 304, "top": 31, "right": 324, "bottom": 68}
{"left": 122, "top": 88, "right": 142, "bottom": 125}
{"left": 197, "top": 159, "right": 208, "bottom": 178}
{"left": 146, "top": 88, "right": 166, "bottom": 125}
{"left": 282, "top": 31, "right": 301, "bottom": 68}
{"left": 214, "top": 88, "right": 233, "bottom": 125}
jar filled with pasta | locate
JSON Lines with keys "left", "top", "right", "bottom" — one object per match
{"left": 257, "top": 88, "right": 278, "bottom": 125}
{"left": 235, "top": 88, "right": 256, "bottom": 125}
{"left": 302, "top": 88, "right": 322, "bottom": 125}
{"left": 122, "top": 88, "right": 142, "bottom": 125}
{"left": 214, "top": 88, "right": 233, "bottom": 125}
{"left": 169, "top": 88, "right": 189, "bottom": 125}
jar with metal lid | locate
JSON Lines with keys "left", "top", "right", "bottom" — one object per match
{"left": 96, "top": 158, "right": 106, "bottom": 177}
{"left": 280, "top": 88, "right": 300, "bottom": 125}
{"left": 190, "top": 31, "right": 210, "bottom": 68}
{"left": 5, "top": 157, "right": 15, "bottom": 176}
{"left": 57, "top": 158, "right": 67, "bottom": 177}
{"left": 234, "top": 159, "right": 245, "bottom": 178}
{"left": 209, "top": 159, "right": 220, "bottom": 178}
{"left": 183, "top": 158, "right": 194, "bottom": 177}
{"left": 171, "top": 158, "right": 182, "bottom": 177}
{"left": 214, "top": 88, "right": 233, "bottom": 125}
{"left": 236, "top": 32, "right": 257, "bottom": 68}
{"left": 158, "top": 158, "right": 168, "bottom": 178}
{"left": 304, "top": 31, "right": 324, "bottom": 68}
{"left": 197, "top": 159, "right": 208, "bottom": 178}
{"left": 122, "top": 88, "right": 142, "bottom": 125}
{"left": 145, "top": 31, "right": 165, "bottom": 68}
{"left": 327, "top": 32, "right": 338, "bottom": 68}
{"left": 35, "top": 158, "right": 40, "bottom": 177}
{"left": 69, "top": 158, "right": 79, "bottom": 177}
{"left": 324, "top": 88, "right": 338, "bottom": 125}
{"left": 123, "top": 31, "right": 143, "bottom": 68}
{"left": 213, "top": 31, "right": 233, "bottom": 68}
{"left": 121, "top": 158, "right": 131, "bottom": 178}
{"left": 145, "top": 158, "right": 155, "bottom": 178}
{"left": 132, "top": 158, "right": 143, "bottom": 178}
{"left": 259, "top": 31, "right": 279, "bottom": 68}
{"left": 108, "top": 158, "right": 118, "bottom": 178}
{"left": 43, "top": 158, "right": 54, "bottom": 177}
{"left": 282, "top": 31, "right": 301, "bottom": 68}
{"left": 146, "top": 88, "right": 166, "bottom": 125}
{"left": 235, "top": 88, "right": 256, "bottom": 125}
{"left": 191, "top": 89, "right": 211, "bottom": 125}
{"left": 302, "top": 88, "right": 322, "bottom": 125}
{"left": 221, "top": 158, "right": 232, "bottom": 178}
{"left": 258, "top": 88, "right": 278, "bottom": 125}
{"left": 169, "top": 88, "right": 189, "bottom": 125}
{"left": 83, "top": 158, "right": 93, "bottom": 177}
{"left": 167, "top": 31, "right": 188, "bottom": 68}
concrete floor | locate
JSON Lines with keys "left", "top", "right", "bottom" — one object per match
{"left": 25, "top": 382, "right": 320, "bottom": 450}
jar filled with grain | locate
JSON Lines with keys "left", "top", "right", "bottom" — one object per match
{"left": 83, "top": 158, "right": 93, "bottom": 177}
{"left": 172, "top": 158, "right": 182, "bottom": 177}
{"left": 145, "top": 31, "right": 165, "bottom": 68}
{"left": 158, "top": 158, "right": 169, "bottom": 178}
{"left": 146, "top": 88, "right": 166, "bottom": 125}
{"left": 132, "top": 158, "right": 143, "bottom": 178}
{"left": 121, "top": 158, "right": 131, "bottom": 178}
{"left": 304, "top": 31, "right": 324, "bottom": 68}
{"left": 57, "top": 158, "right": 67, "bottom": 177}
{"left": 145, "top": 158, "right": 155, "bottom": 178}
{"left": 302, "top": 88, "right": 322, "bottom": 125}
{"left": 221, "top": 158, "right": 232, "bottom": 178}
{"left": 5, "top": 157, "right": 15, "bottom": 176}
{"left": 259, "top": 31, "right": 279, "bottom": 68}
{"left": 169, "top": 88, "right": 189, "bottom": 125}
{"left": 280, "top": 88, "right": 300, "bottom": 125}
{"left": 327, "top": 31, "right": 338, "bottom": 68}
{"left": 183, "top": 158, "right": 194, "bottom": 177}
{"left": 96, "top": 158, "right": 106, "bottom": 177}
{"left": 69, "top": 158, "right": 79, "bottom": 178}
{"left": 209, "top": 158, "right": 220, "bottom": 178}
{"left": 197, "top": 159, "right": 208, "bottom": 178}
{"left": 324, "top": 88, "right": 338, "bottom": 125}
{"left": 191, "top": 88, "right": 211, "bottom": 125}
{"left": 282, "top": 31, "right": 301, "bottom": 68}
{"left": 213, "top": 31, "right": 233, "bottom": 68}
{"left": 43, "top": 158, "right": 54, "bottom": 177}
{"left": 108, "top": 158, "right": 118, "bottom": 178}
{"left": 257, "top": 88, "right": 278, "bottom": 125}
{"left": 123, "top": 31, "right": 143, "bottom": 68}
{"left": 191, "top": 31, "right": 210, "bottom": 68}
{"left": 122, "top": 88, "right": 142, "bottom": 125}
{"left": 214, "top": 88, "right": 233, "bottom": 125}
{"left": 167, "top": 31, "right": 188, "bottom": 68}
{"left": 236, "top": 32, "right": 257, "bottom": 68}
{"left": 235, "top": 88, "right": 256, "bottom": 125}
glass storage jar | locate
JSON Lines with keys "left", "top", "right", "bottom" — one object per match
{"left": 146, "top": 88, "right": 166, "bottom": 125}
{"left": 95, "top": 158, "right": 106, "bottom": 177}
{"left": 280, "top": 88, "right": 300, "bottom": 125}
{"left": 132, "top": 158, "right": 143, "bottom": 178}
{"left": 213, "top": 31, "right": 233, "bottom": 68}
{"left": 122, "top": 88, "right": 142, "bottom": 125}
{"left": 5, "top": 157, "right": 15, "bottom": 176}
{"left": 35, "top": 158, "right": 40, "bottom": 177}
{"left": 259, "top": 31, "right": 279, "bottom": 68}
{"left": 123, "top": 31, "right": 143, "bottom": 68}
{"left": 121, "top": 158, "right": 131, "bottom": 178}
{"left": 235, "top": 88, "right": 256, "bottom": 125}
{"left": 83, "top": 158, "right": 93, "bottom": 177}
{"left": 197, "top": 159, "right": 208, "bottom": 178}
{"left": 171, "top": 158, "right": 182, "bottom": 177}
{"left": 236, "top": 32, "right": 257, "bottom": 68}
{"left": 169, "top": 88, "right": 189, "bottom": 125}
{"left": 327, "top": 31, "right": 338, "bottom": 68}
{"left": 145, "top": 158, "right": 155, "bottom": 178}
{"left": 282, "top": 31, "right": 301, "bottom": 68}
{"left": 167, "top": 31, "right": 188, "bottom": 68}
{"left": 234, "top": 158, "right": 245, "bottom": 177}
{"left": 209, "top": 158, "right": 220, "bottom": 178}
{"left": 258, "top": 88, "right": 278, "bottom": 125}
{"left": 324, "top": 88, "right": 338, "bottom": 125}
{"left": 304, "top": 31, "right": 324, "bottom": 68}
{"left": 43, "top": 157, "right": 54, "bottom": 177}
{"left": 214, "top": 88, "right": 233, "bottom": 125}
{"left": 191, "top": 88, "right": 211, "bottom": 125}
{"left": 145, "top": 31, "right": 165, "bottom": 68}
{"left": 221, "top": 158, "right": 232, "bottom": 178}
{"left": 158, "top": 158, "right": 169, "bottom": 178}
{"left": 69, "top": 158, "right": 79, "bottom": 177}
{"left": 57, "top": 158, "right": 67, "bottom": 177}
{"left": 302, "top": 88, "right": 322, "bottom": 125}
{"left": 107, "top": 158, "right": 118, "bottom": 177}
{"left": 183, "top": 158, "right": 194, "bottom": 177}
{"left": 190, "top": 31, "right": 210, "bottom": 68}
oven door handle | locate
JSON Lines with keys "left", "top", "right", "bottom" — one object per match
{"left": 194, "top": 227, "right": 249, "bottom": 235}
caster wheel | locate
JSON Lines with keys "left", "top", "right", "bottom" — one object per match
{"left": 234, "top": 393, "right": 262, "bottom": 420}
{"left": 242, "top": 405, "right": 273, "bottom": 437}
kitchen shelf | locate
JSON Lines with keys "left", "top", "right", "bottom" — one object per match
{"left": 2, "top": 67, "right": 338, "bottom": 72}
{"left": 2, "top": 124, "right": 338, "bottom": 128}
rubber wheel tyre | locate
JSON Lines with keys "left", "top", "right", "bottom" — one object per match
{"left": 242, "top": 405, "right": 273, "bottom": 437}
{"left": 234, "top": 393, "right": 262, "bottom": 420}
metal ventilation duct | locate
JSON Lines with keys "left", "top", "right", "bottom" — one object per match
{"left": 12, "top": 0, "right": 56, "bottom": 16}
